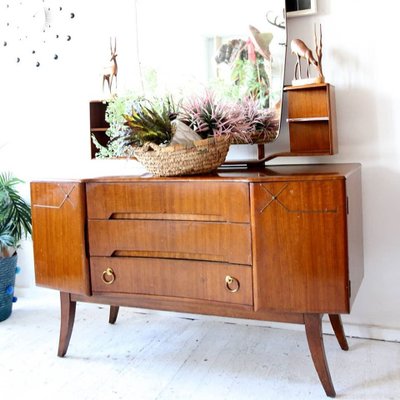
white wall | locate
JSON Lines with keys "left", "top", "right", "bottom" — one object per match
{"left": 284, "top": 0, "right": 400, "bottom": 341}
{"left": 1, "top": 0, "right": 399, "bottom": 341}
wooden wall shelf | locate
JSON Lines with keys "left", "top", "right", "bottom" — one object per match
{"left": 285, "top": 83, "right": 337, "bottom": 155}
{"left": 287, "top": 117, "right": 330, "bottom": 122}
{"left": 89, "top": 100, "right": 109, "bottom": 159}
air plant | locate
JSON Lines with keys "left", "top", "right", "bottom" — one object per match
{"left": 121, "top": 95, "right": 179, "bottom": 147}
{"left": 238, "top": 97, "right": 280, "bottom": 143}
{"left": 179, "top": 91, "right": 253, "bottom": 143}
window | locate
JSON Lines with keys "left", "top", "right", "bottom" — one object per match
{"left": 286, "top": 0, "right": 317, "bottom": 17}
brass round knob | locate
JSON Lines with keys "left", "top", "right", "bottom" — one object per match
{"left": 225, "top": 275, "right": 240, "bottom": 293}
{"left": 101, "top": 267, "right": 116, "bottom": 285}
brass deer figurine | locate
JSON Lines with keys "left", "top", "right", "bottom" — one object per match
{"left": 102, "top": 38, "right": 118, "bottom": 93}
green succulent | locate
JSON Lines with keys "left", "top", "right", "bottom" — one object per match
{"left": 122, "top": 96, "right": 179, "bottom": 147}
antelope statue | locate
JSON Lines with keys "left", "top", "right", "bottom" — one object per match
{"left": 291, "top": 39, "right": 318, "bottom": 80}
{"left": 291, "top": 24, "right": 324, "bottom": 83}
{"left": 102, "top": 38, "right": 118, "bottom": 94}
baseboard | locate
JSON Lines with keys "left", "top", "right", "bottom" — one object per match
{"left": 136, "top": 310, "right": 400, "bottom": 343}
{"left": 152, "top": 312, "right": 400, "bottom": 344}
{"left": 322, "top": 320, "right": 400, "bottom": 343}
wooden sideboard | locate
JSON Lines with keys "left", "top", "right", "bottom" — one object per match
{"left": 30, "top": 163, "right": 364, "bottom": 397}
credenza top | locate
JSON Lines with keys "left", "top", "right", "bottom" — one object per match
{"left": 31, "top": 163, "right": 361, "bottom": 184}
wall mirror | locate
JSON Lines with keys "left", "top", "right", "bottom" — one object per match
{"left": 134, "top": 0, "right": 287, "bottom": 147}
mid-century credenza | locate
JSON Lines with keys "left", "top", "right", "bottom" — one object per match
{"left": 30, "top": 163, "right": 364, "bottom": 397}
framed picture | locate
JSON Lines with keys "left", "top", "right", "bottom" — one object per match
{"left": 286, "top": 0, "right": 317, "bottom": 17}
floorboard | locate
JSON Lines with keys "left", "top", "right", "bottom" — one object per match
{"left": 0, "top": 288, "right": 399, "bottom": 400}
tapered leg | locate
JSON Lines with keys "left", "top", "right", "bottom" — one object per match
{"left": 329, "top": 314, "right": 349, "bottom": 351}
{"left": 109, "top": 305, "right": 120, "bottom": 324}
{"left": 58, "top": 292, "right": 76, "bottom": 357}
{"left": 304, "top": 313, "right": 336, "bottom": 398}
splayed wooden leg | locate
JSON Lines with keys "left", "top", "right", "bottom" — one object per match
{"left": 58, "top": 292, "right": 76, "bottom": 357}
{"left": 109, "top": 305, "right": 119, "bottom": 324}
{"left": 304, "top": 313, "right": 336, "bottom": 398}
{"left": 328, "top": 314, "right": 349, "bottom": 350}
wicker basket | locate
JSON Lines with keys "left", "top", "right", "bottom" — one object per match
{"left": 134, "top": 136, "right": 230, "bottom": 177}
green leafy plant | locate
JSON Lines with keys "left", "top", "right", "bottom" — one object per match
{"left": 0, "top": 173, "right": 32, "bottom": 258}
{"left": 92, "top": 94, "right": 141, "bottom": 158}
{"left": 121, "top": 96, "right": 179, "bottom": 147}
{"left": 92, "top": 95, "right": 180, "bottom": 157}
{"left": 230, "top": 57, "right": 270, "bottom": 108}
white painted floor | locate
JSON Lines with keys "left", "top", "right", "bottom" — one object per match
{"left": 0, "top": 288, "right": 399, "bottom": 400}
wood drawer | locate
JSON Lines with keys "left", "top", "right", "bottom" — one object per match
{"left": 90, "top": 257, "right": 253, "bottom": 305}
{"left": 88, "top": 220, "right": 252, "bottom": 265}
{"left": 86, "top": 182, "right": 250, "bottom": 223}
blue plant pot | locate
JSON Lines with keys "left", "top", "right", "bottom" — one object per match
{"left": 0, "top": 253, "right": 18, "bottom": 322}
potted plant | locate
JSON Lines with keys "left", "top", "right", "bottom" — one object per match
{"left": 92, "top": 91, "right": 279, "bottom": 175}
{"left": 0, "top": 173, "right": 32, "bottom": 322}
{"left": 118, "top": 95, "right": 232, "bottom": 177}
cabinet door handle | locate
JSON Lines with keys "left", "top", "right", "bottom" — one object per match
{"left": 101, "top": 268, "right": 116, "bottom": 285}
{"left": 225, "top": 275, "right": 240, "bottom": 293}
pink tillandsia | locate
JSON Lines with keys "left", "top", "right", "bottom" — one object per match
{"left": 238, "top": 97, "right": 279, "bottom": 143}
{"left": 180, "top": 91, "right": 254, "bottom": 143}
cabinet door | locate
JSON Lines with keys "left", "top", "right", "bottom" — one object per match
{"left": 30, "top": 181, "right": 90, "bottom": 295}
{"left": 251, "top": 179, "right": 349, "bottom": 313}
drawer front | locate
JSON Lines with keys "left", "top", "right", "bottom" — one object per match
{"left": 86, "top": 181, "right": 250, "bottom": 223}
{"left": 88, "top": 220, "right": 252, "bottom": 265}
{"left": 90, "top": 257, "right": 253, "bottom": 305}
{"left": 287, "top": 87, "right": 329, "bottom": 119}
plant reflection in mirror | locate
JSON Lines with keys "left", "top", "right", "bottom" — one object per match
{"left": 213, "top": 24, "right": 275, "bottom": 109}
